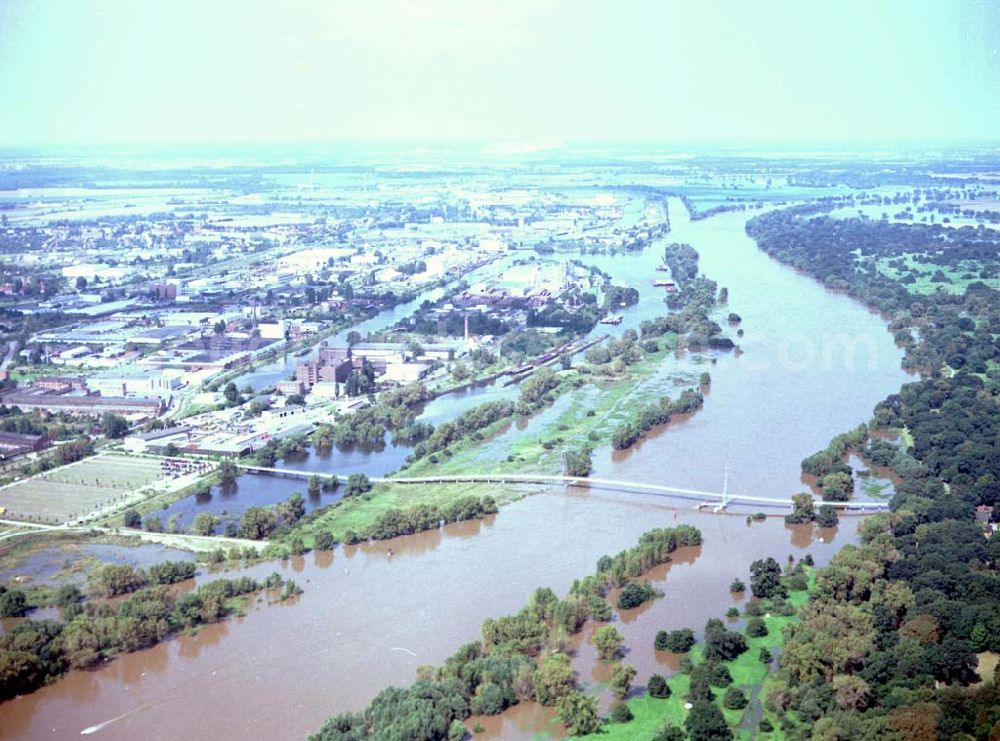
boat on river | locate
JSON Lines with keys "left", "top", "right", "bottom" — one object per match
{"left": 599, "top": 314, "right": 623, "bottom": 325}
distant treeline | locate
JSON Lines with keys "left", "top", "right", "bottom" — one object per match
{"left": 748, "top": 207, "right": 1000, "bottom": 507}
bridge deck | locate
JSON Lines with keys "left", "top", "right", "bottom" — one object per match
{"left": 238, "top": 465, "right": 889, "bottom": 511}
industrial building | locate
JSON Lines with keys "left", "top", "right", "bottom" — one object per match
{"left": 0, "top": 432, "right": 51, "bottom": 461}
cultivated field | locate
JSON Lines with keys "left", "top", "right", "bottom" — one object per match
{"left": 0, "top": 455, "right": 164, "bottom": 524}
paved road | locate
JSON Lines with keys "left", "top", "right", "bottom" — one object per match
{"left": 0, "top": 340, "right": 19, "bottom": 372}
{"left": 0, "top": 519, "right": 265, "bottom": 551}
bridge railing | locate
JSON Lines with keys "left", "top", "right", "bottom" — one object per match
{"left": 236, "top": 465, "right": 889, "bottom": 511}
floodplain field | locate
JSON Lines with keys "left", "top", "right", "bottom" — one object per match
{"left": 0, "top": 454, "right": 163, "bottom": 523}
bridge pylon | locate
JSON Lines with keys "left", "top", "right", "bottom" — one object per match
{"left": 713, "top": 464, "right": 730, "bottom": 512}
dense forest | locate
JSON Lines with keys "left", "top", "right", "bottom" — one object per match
{"left": 745, "top": 207, "right": 1000, "bottom": 738}
{"left": 747, "top": 208, "right": 1000, "bottom": 509}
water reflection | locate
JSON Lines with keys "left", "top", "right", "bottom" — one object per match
{"left": 118, "top": 642, "right": 170, "bottom": 682}
{"left": 65, "top": 670, "right": 101, "bottom": 706}
{"left": 0, "top": 199, "right": 913, "bottom": 741}
{"left": 156, "top": 476, "right": 324, "bottom": 530}
{"left": 313, "top": 550, "right": 334, "bottom": 569}
{"left": 817, "top": 524, "right": 840, "bottom": 544}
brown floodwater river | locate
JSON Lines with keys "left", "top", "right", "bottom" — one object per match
{"left": 0, "top": 199, "right": 912, "bottom": 739}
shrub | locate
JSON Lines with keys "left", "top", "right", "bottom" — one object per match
{"left": 746, "top": 617, "right": 769, "bottom": 638}
{"left": 0, "top": 589, "right": 28, "bottom": 617}
{"left": 610, "top": 663, "right": 637, "bottom": 700}
{"left": 816, "top": 503, "right": 839, "bottom": 527}
{"left": 122, "top": 509, "right": 141, "bottom": 528}
{"left": 611, "top": 703, "right": 633, "bottom": 722}
{"left": 729, "top": 578, "right": 746, "bottom": 593}
{"left": 314, "top": 531, "right": 335, "bottom": 550}
{"left": 709, "top": 663, "right": 733, "bottom": 687}
{"left": 593, "top": 625, "right": 624, "bottom": 660}
{"left": 648, "top": 673, "right": 671, "bottom": 698}
{"left": 723, "top": 686, "right": 748, "bottom": 710}
{"left": 344, "top": 529, "right": 362, "bottom": 545}
{"left": 149, "top": 561, "right": 196, "bottom": 585}
{"left": 448, "top": 719, "right": 467, "bottom": 741}
{"left": 617, "top": 580, "right": 656, "bottom": 609}
{"left": 654, "top": 628, "right": 695, "bottom": 652}
{"left": 653, "top": 725, "right": 686, "bottom": 741}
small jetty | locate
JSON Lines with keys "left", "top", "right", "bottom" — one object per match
{"left": 599, "top": 314, "right": 623, "bottom": 325}
{"left": 651, "top": 279, "right": 676, "bottom": 288}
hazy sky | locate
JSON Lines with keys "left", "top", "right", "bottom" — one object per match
{"left": 1, "top": 0, "right": 997, "bottom": 146}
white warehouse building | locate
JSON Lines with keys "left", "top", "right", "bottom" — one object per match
{"left": 87, "top": 371, "right": 183, "bottom": 399}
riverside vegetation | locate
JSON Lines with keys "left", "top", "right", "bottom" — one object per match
{"left": 734, "top": 205, "right": 1000, "bottom": 737}
{"left": 309, "top": 524, "right": 702, "bottom": 740}
{"left": 748, "top": 206, "right": 1000, "bottom": 510}
{"left": 581, "top": 558, "right": 819, "bottom": 740}
{"left": 251, "top": 241, "right": 730, "bottom": 552}
{"left": 0, "top": 564, "right": 301, "bottom": 701}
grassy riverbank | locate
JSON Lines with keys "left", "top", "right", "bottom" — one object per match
{"left": 277, "top": 481, "right": 521, "bottom": 546}
{"left": 581, "top": 569, "right": 816, "bottom": 740}
{"left": 0, "top": 529, "right": 184, "bottom": 597}
{"left": 278, "top": 334, "right": 708, "bottom": 547}
{"left": 89, "top": 467, "right": 225, "bottom": 527}
{"left": 404, "top": 335, "right": 692, "bottom": 477}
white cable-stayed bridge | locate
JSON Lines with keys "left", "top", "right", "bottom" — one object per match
{"left": 238, "top": 465, "right": 889, "bottom": 512}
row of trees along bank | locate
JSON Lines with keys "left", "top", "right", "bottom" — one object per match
{"left": 309, "top": 524, "right": 702, "bottom": 740}
{"left": 0, "top": 567, "right": 301, "bottom": 701}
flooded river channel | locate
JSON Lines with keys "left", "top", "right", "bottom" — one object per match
{"left": 0, "top": 199, "right": 912, "bottom": 739}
